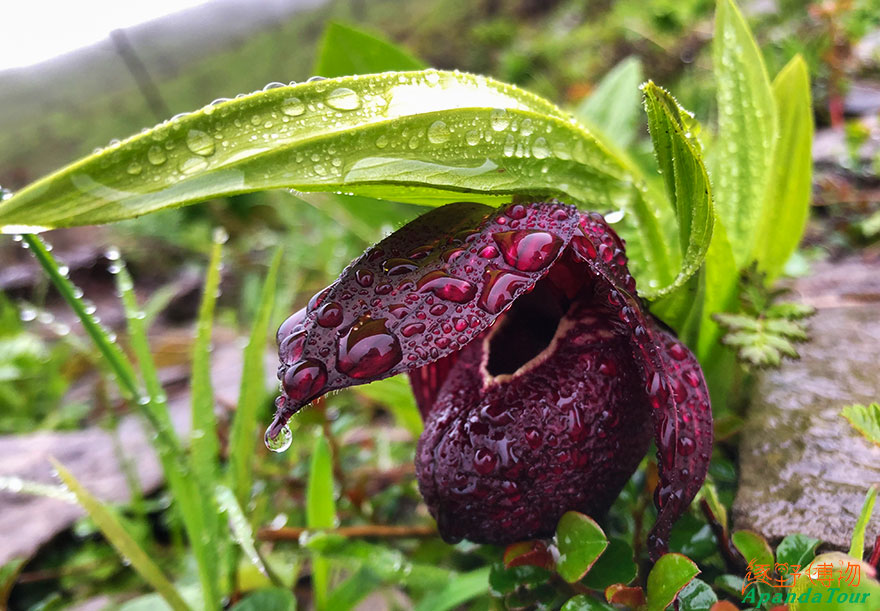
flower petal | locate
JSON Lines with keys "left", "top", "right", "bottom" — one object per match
{"left": 273, "top": 201, "right": 580, "bottom": 430}
{"left": 416, "top": 298, "right": 653, "bottom": 544}
{"left": 568, "top": 212, "right": 713, "bottom": 561}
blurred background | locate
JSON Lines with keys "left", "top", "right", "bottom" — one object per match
{"left": 1, "top": 0, "right": 879, "bottom": 608}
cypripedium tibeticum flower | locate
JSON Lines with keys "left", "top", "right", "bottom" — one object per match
{"left": 269, "top": 201, "right": 712, "bottom": 560}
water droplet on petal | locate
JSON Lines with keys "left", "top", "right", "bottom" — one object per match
{"left": 336, "top": 317, "right": 402, "bottom": 379}
{"left": 474, "top": 448, "right": 497, "bottom": 474}
{"left": 477, "top": 269, "right": 529, "bottom": 314}
{"left": 355, "top": 268, "right": 374, "bottom": 287}
{"left": 316, "top": 301, "right": 344, "bottom": 327}
{"left": 277, "top": 307, "right": 306, "bottom": 343}
{"left": 416, "top": 271, "right": 477, "bottom": 303}
{"left": 282, "top": 358, "right": 328, "bottom": 402}
{"left": 492, "top": 230, "right": 563, "bottom": 272}
{"left": 383, "top": 258, "right": 418, "bottom": 275}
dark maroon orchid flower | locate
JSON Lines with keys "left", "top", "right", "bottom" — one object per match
{"left": 270, "top": 201, "right": 712, "bottom": 560}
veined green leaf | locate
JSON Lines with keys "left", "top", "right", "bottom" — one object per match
{"left": 753, "top": 55, "right": 813, "bottom": 281}
{"left": 0, "top": 70, "right": 623, "bottom": 228}
{"left": 316, "top": 22, "right": 425, "bottom": 77}
{"left": 0, "top": 70, "right": 690, "bottom": 296}
{"left": 576, "top": 56, "right": 644, "bottom": 151}
{"left": 642, "top": 82, "right": 713, "bottom": 303}
{"left": 52, "top": 459, "right": 190, "bottom": 611}
{"left": 712, "top": 0, "right": 776, "bottom": 267}
{"left": 227, "top": 248, "right": 283, "bottom": 507}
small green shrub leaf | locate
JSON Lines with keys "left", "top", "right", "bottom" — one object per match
{"left": 646, "top": 553, "right": 700, "bottom": 611}
{"left": 731, "top": 530, "right": 774, "bottom": 568}
{"left": 842, "top": 403, "right": 880, "bottom": 447}
{"left": 776, "top": 533, "right": 820, "bottom": 571}
{"left": 555, "top": 511, "right": 608, "bottom": 583}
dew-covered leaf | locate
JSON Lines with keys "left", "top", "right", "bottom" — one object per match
{"left": 712, "top": 0, "right": 776, "bottom": 266}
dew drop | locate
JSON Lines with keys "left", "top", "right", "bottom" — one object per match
{"left": 147, "top": 145, "right": 166, "bottom": 165}
{"left": 427, "top": 120, "right": 451, "bottom": 144}
{"left": 186, "top": 129, "right": 215, "bottom": 156}
{"left": 326, "top": 87, "right": 361, "bottom": 111}
{"left": 126, "top": 162, "right": 142, "bottom": 175}
{"left": 376, "top": 135, "right": 389, "bottom": 149}
{"left": 490, "top": 109, "right": 510, "bottom": 132}
{"left": 281, "top": 97, "right": 306, "bottom": 116}
{"left": 465, "top": 129, "right": 480, "bottom": 145}
{"left": 401, "top": 322, "right": 426, "bottom": 337}
{"left": 277, "top": 307, "right": 307, "bottom": 343}
{"left": 336, "top": 316, "right": 402, "bottom": 379}
{"left": 383, "top": 258, "right": 418, "bottom": 275}
{"left": 531, "top": 137, "right": 550, "bottom": 159}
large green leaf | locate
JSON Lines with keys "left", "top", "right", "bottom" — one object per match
{"left": 712, "top": 0, "right": 776, "bottom": 267}
{"left": 642, "top": 82, "right": 713, "bottom": 302}
{"left": 753, "top": 55, "right": 813, "bottom": 281}
{"left": 0, "top": 70, "right": 691, "bottom": 297}
{"left": 315, "top": 22, "right": 425, "bottom": 77}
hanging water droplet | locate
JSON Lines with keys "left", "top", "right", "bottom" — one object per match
{"left": 325, "top": 87, "right": 360, "bottom": 111}
{"left": 265, "top": 423, "right": 293, "bottom": 452}
{"left": 427, "top": 120, "right": 450, "bottom": 144}
{"left": 186, "top": 129, "right": 215, "bottom": 156}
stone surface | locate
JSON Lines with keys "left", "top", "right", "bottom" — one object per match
{"left": 733, "top": 257, "right": 880, "bottom": 550}
{"left": 0, "top": 333, "right": 277, "bottom": 565}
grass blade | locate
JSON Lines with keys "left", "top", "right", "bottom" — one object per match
{"left": 307, "top": 433, "right": 337, "bottom": 610}
{"left": 51, "top": 459, "right": 190, "bottom": 611}
{"left": 190, "top": 230, "right": 225, "bottom": 489}
{"left": 21, "top": 235, "right": 140, "bottom": 400}
{"left": 227, "top": 247, "right": 283, "bottom": 507}
{"left": 115, "top": 259, "right": 221, "bottom": 610}
{"left": 414, "top": 566, "right": 490, "bottom": 611}
{"left": 849, "top": 485, "right": 877, "bottom": 560}
{"left": 576, "top": 56, "right": 643, "bottom": 151}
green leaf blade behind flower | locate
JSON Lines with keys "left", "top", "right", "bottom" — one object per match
{"left": 576, "top": 56, "right": 644, "bottom": 151}
{"left": 753, "top": 55, "right": 813, "bottom": 281}
{"left": 712, "top": 0, "right": 776, "bottom": 267}
{"left": 315, "top": 22, "right": 425, "bottom": 77}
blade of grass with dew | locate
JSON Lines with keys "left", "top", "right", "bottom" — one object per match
{"left": 215, "top": 484, "right": 282, "bottom": 586}
{"left": 115, "top": 259, "right": 222, "bottom": 610}
{"left": 228, "top": 247, "right": 283, "bottom": 507}
{"left": 190, "top": 230, "right": 225, "bottom": 490}
{"left": 51, "top": 459, "right": 190, "bottom": 611}
{"left": 307, "top": 433, "right": 337, "bottom": 611}
{"left": 849, "top": 486, "right": 877, "bottom": 560}
{"left": 21, "top": 235, "right": 140, "bottom": 401}
{"left": 0, "top": 475, "right": 76, "bottom": 502}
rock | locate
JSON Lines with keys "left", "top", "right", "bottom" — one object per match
{"left": 733, "top": 257, "right": 880, "bottom": 550}
{"left": 0, "top": 332, "right": 278, "bottom": 565}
